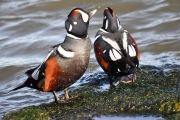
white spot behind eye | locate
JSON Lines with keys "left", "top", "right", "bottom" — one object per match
{"left": 69, "top": 24, "right": 72, "bottom": 31}
{"left": 73, "top": 22, "right": 77, "bottom": 25}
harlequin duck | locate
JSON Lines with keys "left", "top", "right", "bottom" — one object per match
{"left": 9, "top": 8, "right": 97, "bottom": 103}
{"left": 94, "top": 7, "right": 140, "bottom": 87}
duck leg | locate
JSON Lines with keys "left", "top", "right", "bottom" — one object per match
{"left": 52, "top": 90, "right": 70, "bottom": 103}
{"left": 53, "top": 88, "right": 76, "bottom": 103}
{"left": 62, "top": 88, "right": 77, "bottom": 101}
{"left": 120, "top": 74, "right": 136, "bottom": 83}
{"left": 109, "top": 75, "right": 116, "bottom": 88}
{"left": 109, "top": 74, "right": 137, "bottom": 87}
{"left": 53, "top": 91, "right": 61, "bottom": 103}
{"left": 64, "top": 88, "right": 69, "bottom": 100}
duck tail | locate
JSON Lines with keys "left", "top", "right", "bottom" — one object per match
{"left": 8, "top": 77, "right": 32, "bottom": 93}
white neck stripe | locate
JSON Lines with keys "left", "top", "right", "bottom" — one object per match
{"left": 58, "top": 45, "right": 74, "bottom": 58}
{"left": 99, "top": 28, "right": 109, "bottom": 33}
{"left": 67, "top": 33, "right": 88, "bottom": 39}
{"left": 67, "top": 33, "right": 81, "bottom": 39}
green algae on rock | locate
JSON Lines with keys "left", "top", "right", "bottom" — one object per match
{"left": 2, "top": 66, "right": 180, "bottom": 120}
{"left": 3, "top": 107, "right": 50, "bottom": 120}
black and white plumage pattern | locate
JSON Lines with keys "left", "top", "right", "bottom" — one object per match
{"left": 9, "top": 8, "right": 97, "bottom": 103}
{"left": 95, "top": 28, "right": 137, "bottom": 66}
{"left": 94, "top": 7, "right": 140, "bottom": 86}
{"left": 24, "top": 43, "right": 76, "bottom": 90}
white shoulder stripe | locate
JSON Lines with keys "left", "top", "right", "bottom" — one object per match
{"left": 132, "top": 45, "right": 136, "bottom": 56}
{"left": 109, "top": 50, "right": 116, "bottom": 61}
{"left": 31, "top": 65, "right": 41, "bottom": 80}
{"left": 102, "top": 36, "right": 120, "bottom": 50}
{"left": 109, "top": 49, "right": 122, "bottom": 61}
{"left": 128, "top": 45, "right": 136, "bottom": 57}
{"left": 32, "top": 70, "right": 40, "bottom": 80}
{"left": 31, "top": 49, "right": 54, "bottom": 80}
{"left": 122, "top": 32, "right": 128, "bottom": 52}
{"left": 112, "top": 49, "right": 122, "bottom": 60}
{"left": 95, "top": 35, "right": 101, "bottom": 41}
{"left": 44, "top": 49, "right": 54, "bottom": 61}
{"left": 58, "top": 45, "right": 74, "bottom": 58}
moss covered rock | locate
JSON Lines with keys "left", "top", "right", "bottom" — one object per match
{"left": 3, "top": 66, "right": 180, "bottom": 120}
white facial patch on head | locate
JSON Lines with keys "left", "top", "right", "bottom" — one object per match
{"left": 76, "top": 10, "right": 89, "bottom": 22}
{"left": 69, "top": 24, "right": 72, "bottom": 31}
{"left": 57, "top": 45, "right": 74, "bottom": 58}
{"left": 73, "top": 21, "right": 77, "bottom": 25}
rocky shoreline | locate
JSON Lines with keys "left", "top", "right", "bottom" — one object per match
{"left": 3, "top": 65, "right": 180, "bottom": 120}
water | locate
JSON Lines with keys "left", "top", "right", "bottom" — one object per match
{"left": 93, "top": 115, "right": 164, "bottom": 120}
{"left": 0, "top": 0, "right": 180, "bottom": 119}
